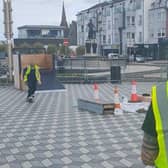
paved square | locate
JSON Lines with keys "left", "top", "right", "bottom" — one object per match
{"left": 0, "top": 82, "right": 157, "bottom": 168}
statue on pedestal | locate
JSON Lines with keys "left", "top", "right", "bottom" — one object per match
{"left": 87, "top": 19, "right": 96, "bottom": 40}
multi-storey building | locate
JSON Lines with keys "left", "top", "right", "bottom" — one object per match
{"left": 124, "top": 0, "right": 152, "bottom": 58}
{"left": 14, "top": 2, "right": 77, "bottom": 48}
{"left": 77, "top": 0, "right": 125, "bottom": 56}
{"left": 17, "top": 25, "right": 64, "bottom": 39}
{"left": 112, "top": 0, "right": 126, "bottom": 55}
{"left": 77, "top": 0, "right": 154, "bottom": 58}
{"left": 14, "top": 25, "right": 65, "bottom": 48}
{"left": 77, "top": 2, "right": 111, "bottom": 55}
{"left": 69, "top": 21, "right": 77, "bottom": 45}
{"left": 148, "top": 0, "right": 168, "bottom": 59}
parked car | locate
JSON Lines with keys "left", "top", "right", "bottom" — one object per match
{"left": 146, "top": 56, "right": 153, "bottom": 61}
{"left": 135, "top": 55, "right": 145, "bottom": 63}
{"left": 108, "top": 53, "right": 119, "bottom": 59}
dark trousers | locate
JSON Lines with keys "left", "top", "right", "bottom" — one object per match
{"left": 27, "top": 81, "right": 37, "bottom": 98}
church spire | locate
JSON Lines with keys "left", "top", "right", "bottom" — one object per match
{"left": 60, "top": 1, "right": 68, "bottom": 28}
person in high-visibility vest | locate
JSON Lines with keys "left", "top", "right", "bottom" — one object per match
{"left": 23, "top": 64, "right": 41, "bottom": 102}
{"left": 141, "top": 81, "right": 168, "bottom": 167}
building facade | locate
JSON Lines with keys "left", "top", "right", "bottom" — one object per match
{"left": 14, "top": 25, "right": 65, "bottom": 48}
{"left": 77, "top": 0, "right": 154, "bottom": 58}
{"left": 69, "top": 21, "right": 77, "bottom": 45}
{"left": 148, "top": 0, "right": 168, "bottom": 59}
{"left": 14, "top": 2, "right": 77, "bottom": 49}
{"left": 125, "top": 0, "right": 152, "bottom": 58}
{"left": 77, "top": 1, "right": 124, "bottom": 56}
{"left": 18, "top": 25, "right": 64, "bottom": 39}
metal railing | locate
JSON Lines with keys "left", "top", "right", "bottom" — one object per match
{"left": 55, "top": 57, "right": 168, "bottom": 83}
{"left": 55, "top": 57, "right": 127, "bottom": 83}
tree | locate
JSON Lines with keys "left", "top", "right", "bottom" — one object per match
{"left": 0, "top": 44, "right": 6, "bottom": 52}
{"left": 47, "top": 44, "right": 57, "bottom": 54}
{"left": 76, "top": 46, "right": 85, "bottom": 56}
{"left": 33, "top": 42, "right": 43, "bottom": 49}
{"left": 19, "top": 42, "right": 31, "bottom": 49}
{"left": 32, "top": 42, "right": 44, "bottom": 53}
{"left": 58, "top": 45, "right": 71, "bottom": 57}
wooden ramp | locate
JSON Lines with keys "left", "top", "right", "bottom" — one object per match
{"left": 37, "top": 69, "right": 65, "bottom": 93}
{"left": 78, "top": 98, "right": 114, "bottom": 114}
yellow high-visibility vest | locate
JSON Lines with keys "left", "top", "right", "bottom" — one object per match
{"left": 23, "top": 65, "right": 40, "bottom": 82}
{"left": 152, "top": 81, "right": 168, "bottom": 168}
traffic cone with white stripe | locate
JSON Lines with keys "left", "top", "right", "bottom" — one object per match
{"left": 93, "top": 83, "right": 99, "bottom": 100}
{"left": 114, "top": 86, "right": 123, "bottom": 115}
{"left": 130, "top": 80, "right": 140, "bottom": 102}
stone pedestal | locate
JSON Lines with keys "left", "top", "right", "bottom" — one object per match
{"left": 85, "top": 39, "right": 97, "bottom": 56}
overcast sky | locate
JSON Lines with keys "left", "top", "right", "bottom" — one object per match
{"left": 0, "top": 0, "right": 99, "bottom": 40}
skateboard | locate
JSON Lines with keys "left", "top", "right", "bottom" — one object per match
{"left": 27, "top": 97, "right": 34, "bottom": 103}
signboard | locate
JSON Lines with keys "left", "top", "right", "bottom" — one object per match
{"left": 63, "top": 39, "right": 69, "bottom": 46}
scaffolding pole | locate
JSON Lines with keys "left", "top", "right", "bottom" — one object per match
{"left": 3, "top": 0, "right": 13, "bottom": 82}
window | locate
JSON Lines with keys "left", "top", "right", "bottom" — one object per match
{"left": 103, "top": 35, "right": 106, "bottom": 44}
{"left": 106, "top": 8, "right": 110, "bottom": 16}
{"left": 136, "top": 0, "right": 141, "bottom": 9}
{"left": 132, "top": 33, "right": 135, "bottom": 39}
{"left": 139, "top": 32, "right": 142, "bottom": 42}
{"left": 81, "top": 25, "right": 84, "bottom": 32}
{"left": 114, "top": 18, "right": 118, "bottom": 26}
{"left": 127, "top": 16, "right": 130, "bottom": 25}
{"left": 161, "top": 11, "right": 165, "bottom": 21}
{"left": 162, "top": 32, "right": 165, "bottom": 36}
{"left": 108, "top": 21, "right": 111, "bottom": 29}
{"left": 127, "top": 32, "right": 130, "bottom": 39}
{"left": 161, "top": 28, "right": 165, "bottom": 37}
{"left": 150, "top": 33, "right": 154, "bottom": 38}
{"left": 139, "top": 15, "right": 142, "bottom": 25}
{"left": 132, "top": 16, "right": 135, "bottom": 25}
{"left": 108, "top": 35, "right": 111, "bottom": 44}
{"left": 158, "top": 12, "right": 161, "bottom": 20}
{"left": 158, "top": 32, "right": 161, "bottom": 37}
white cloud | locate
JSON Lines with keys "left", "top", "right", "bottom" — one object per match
{"left": 0, "top": 0, "right": 99, "bottom": 40}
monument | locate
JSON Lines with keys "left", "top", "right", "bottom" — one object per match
{"left": 85, "top": 19, "right": 97, "bottom": 56}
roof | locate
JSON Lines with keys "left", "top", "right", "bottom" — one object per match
{"left": 76, "top": 0, "right": 125, "bottom": 15}
{"left": 18, "top": 25, "right": 65, "bottom": 30}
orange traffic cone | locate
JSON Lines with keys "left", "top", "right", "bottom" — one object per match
{"left": 93, "top": 83, "right": 99, "bottom": 100}
{"left": 114, "top": 86, "right": 123, "bottom": 115}
{"left": 130, "top": 80, "right": 139, "bottom": 102}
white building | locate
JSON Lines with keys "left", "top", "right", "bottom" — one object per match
{"left": 148, "top": 0, "right": 168, "bottom": 59}
{"left": 77, "top": 0, "right": 153, "bottom": 57}
{"left": 125, "top": 0, "right": 152, "bottom": 57}
{"left": 77, "top": 1, "right": 125, "bottom": 56}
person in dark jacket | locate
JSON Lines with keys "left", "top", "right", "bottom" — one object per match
{"left": 141, "top": 103, "right": 159, "bottom": 166}
{"left": 23, "top": 64, "right": 41, "bottom": 102}
{"left": 141, "top": 81, "right": 168, "bottom": 168}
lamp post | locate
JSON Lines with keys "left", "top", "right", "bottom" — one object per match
{"left": 157, "top": 43, "right": 160, "bottom": 60}
{"left": 3, "top": 0, "right": 13, "bottom": 82}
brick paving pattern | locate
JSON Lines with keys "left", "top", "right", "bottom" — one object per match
{"left": 0, "top": 82, "right": 157, "bottom": 168}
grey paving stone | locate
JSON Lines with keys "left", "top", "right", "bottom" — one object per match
{"left": 0, "top": 83, "right": 155, "bottom": 167}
